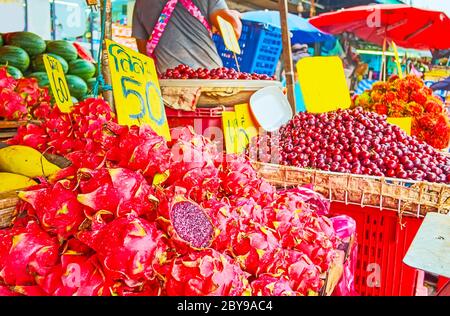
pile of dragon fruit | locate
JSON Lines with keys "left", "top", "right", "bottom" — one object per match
{"left": 0, "top": 67, "right": 52, "bottom": 121}
{"left": 0, "top": 99, "right": 341, "bottom": 296}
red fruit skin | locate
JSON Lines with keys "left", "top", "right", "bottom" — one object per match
{"left": 106, "top": 123, "right": 171, "bottom": 179}
{"left": 77, "top": 168, "right": 157, "bottom": 218}
{"left": 0, "top": 285, "right": 20, "bottom": 296}
{"left": 77, "top": 214, "right": 169, "bottom": 289}
{"left": 219, "top": 155, "right": 276, "bottom": 208}
{"left": 0, "top": 67, "right": 17, "bottom": 90}
{"left": 271, "top": 190, "right": 338, "bottom": 273}
{"left": 167, "top": 127, "right": 220, "bottom": 202}
{"left": 251, "top": 274, "right": 299, "bottom": 296}
{"left": 0, "top": 221, "right": 59, "bottom": 286}
{"left": 37, "top": 254, "right": 108, "bottom": 296}
{"left": 232, "top": 227, "right": 283, "bottom": 277}
{"left": 0, "top": 89, "right": 27, "bottom": 120}
{"left": 18, "top": 180, "right": 86, "bottom": 241}
{"left": 165, "top": 249, "right": 250, "bottom": 296}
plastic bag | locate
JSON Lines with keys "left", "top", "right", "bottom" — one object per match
{"left": 330, "top": 215, "right": 359, "bottom": 296}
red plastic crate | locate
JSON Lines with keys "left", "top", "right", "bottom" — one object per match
{"left": 330, "top": 202, "right": 423, "bottom": 296}
{"left": 166, "top": 107, "right": 233, "bottom": 148}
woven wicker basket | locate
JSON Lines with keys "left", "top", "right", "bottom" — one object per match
{"left": 0, "top": 191, "right": 19, "bottom": 229}
{"left": 252, "top": 161, "right": 450, "bottom": 218}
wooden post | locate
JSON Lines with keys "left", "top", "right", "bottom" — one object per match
{"left": 100, "top": 0, "right": 114, "bottom": 110}
{"left": 279, "top": 0, "right": 296, "bottom": 113}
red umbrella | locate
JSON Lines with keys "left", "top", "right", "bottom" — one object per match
{"left": 309, "top": 4, "right": 450, "bottom": 50}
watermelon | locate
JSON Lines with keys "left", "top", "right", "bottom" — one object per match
{"left": 0, "top": 34, "right": 3, "bottom": 47}
{"left": 3, "top": 32, "right": 46, "bottom": 56}
{"left": 68, "top": 59, "right": 96, "bottom": 81}
{"left": 73, "top": 42, "right": 95, "bottom": 63}
{"left": 29, "top": 72, "right": 50, "bottom": 87}
{"left": 86, "top": 77, "right": 100, "bottom": 93}
{"left": 32, "top": 53, "right": 69, "bottom": 73}
{"left": 71, "top": 96, "right": 79, "bottom": 104}
{"left": 66, "top": 75, "right": 88, "bottom": 100}
{"left": 5, "top": 65, "right": 23, "bottom": 79}
{"left": 0, "top": 46, "right": 30, "bottom": 72}
{"left": 46, "top": 41, "right": 78, "bottom": 62}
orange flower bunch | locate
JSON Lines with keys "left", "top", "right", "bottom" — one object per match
{"left": 353, "top": 75, "right": 450, "bottom": 150}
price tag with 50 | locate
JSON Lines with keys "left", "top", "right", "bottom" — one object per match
{"left": 43, "top": 54, "right": 73, "bottom": 113}
{"left": 106, "top": 40, "right": 171, "bottom": 140}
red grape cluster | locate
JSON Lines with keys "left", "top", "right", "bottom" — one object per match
{"left": 159, "top": 65, "right": 275, "bottom": 80}
{"left": 250, "top": 108, "right": 450, "bottom": 184}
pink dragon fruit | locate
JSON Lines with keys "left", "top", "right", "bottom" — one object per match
{"left": 9, "top": 123, "right": 49, "bottom": 151}
{"left": 251, "top": 274, "right": 299, "bottom": 296}
{"left": 18, "top": 180, "right": 86, "bottom": 241}
{"left": 0, "top": 89, "right": 27, "bottom": 120}
{"left": 219, "top": 155, "right": 275, "bottom": 208}
{"left": 77, "top": 214, "right": 169, "bottom": 288}
{"left": 0, "top": 67, "right": 17, "bottom": 90}
{"left": 110, "top": 279, "right": 164, "bottom": 296}
{"left": 37, "top": 253, "right": 108, "bottom": 296}
{"left": 77, "top": 167, "right": 157, "bottom": 218}
{"left": 165, "top": 249, "right": 250, "bottom": 296}
{"left": 167, "top": 127, "right": 220, "bottom": 202}
{"left": 271, "top": 190, "right": 338, "bottom": 273}
{"left": 0, "top": 221, "right": 59, "bottom": 286}
{"left": 106, "top": 123, "right": 171, "bottom": 180}
{"left": 15, "top": 77, "right": 44, "bottom": 107}
{"left": 284, "top": 251, "right": 323, "bottom": 296}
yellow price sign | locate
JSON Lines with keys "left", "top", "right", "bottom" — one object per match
{"left": 235, "top": 103, "right": 258, "bottom": 151}
{"left": 217, "top": 16, "right": 241, "bottom": 55}
{"left": 106, "top": 40, "right": 171, "bottom": 140}
{"left": 391, "top": 41, "right": 404, "bottom": 79}
{"left": 297, "top": 56, "right": 351, "bottom": 114}
{"left": 43, "top": 54, "right": 73, "bottom": 113}
{"left": 387, "top": 117, "right": 412, "bottom": 136}
{"left": 222, "top": 111, "right": 239, "bottom": 154}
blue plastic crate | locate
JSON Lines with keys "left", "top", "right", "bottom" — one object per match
{"left": 213, "top": 21, "right": 282, "bottom": 76}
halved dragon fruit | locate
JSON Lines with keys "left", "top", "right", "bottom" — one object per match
{"left": 158, "top": 194, "right": 215, "bottom": 253}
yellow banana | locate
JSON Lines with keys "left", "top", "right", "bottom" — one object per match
{"left": 0, "top": 145, "right": 61, "bottom": 178}
{"left": 0, "top": 172, "right": 37, "bottom": 193}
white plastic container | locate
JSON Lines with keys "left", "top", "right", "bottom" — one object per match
{"left": 249, "top": 86, "right": 293, "bottom": 132}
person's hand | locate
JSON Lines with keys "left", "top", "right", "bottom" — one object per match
{"left": 227, "top": 10, "right": 243, "bottom": 38}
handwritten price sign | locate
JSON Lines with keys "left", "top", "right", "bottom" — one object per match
{"left": 106, "top": 40, "right": 171, "bottom": 140}
{"left": 43, "top": 54, "right": 73, "bottom": 113}
{"left": 217, "top": 16, "right": 241, "bottom": 55}
{"left": 223, "top": 104, "right": 258, "bottom": 154}
{"left": 235, "top": 103, "right": 258, "bottom": 151}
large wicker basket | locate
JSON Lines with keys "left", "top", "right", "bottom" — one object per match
{"left": 252, "top": 161, "right": 450, "bottom": 218}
